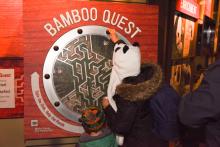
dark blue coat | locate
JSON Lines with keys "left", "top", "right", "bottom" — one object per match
{"left": 179, "top": 59, "right": 220, "bottom": 147}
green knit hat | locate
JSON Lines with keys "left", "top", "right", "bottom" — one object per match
{"left": 79, "top": 106, "right": 106, "bottom": 133}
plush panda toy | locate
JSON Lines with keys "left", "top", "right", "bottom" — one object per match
{"left": 107, "top": 41, "right": 141, "bottom": 112}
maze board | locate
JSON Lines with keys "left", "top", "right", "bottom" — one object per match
{"left": 43, "top": 26, "right": 129, "bottom": 122}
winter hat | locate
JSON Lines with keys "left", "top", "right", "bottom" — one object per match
{"left": 107, "top": 42, "right": 141, "bottom": 111}
{"left": 79, "top": 106, "right": 106, "bottom": 133}
{"left": 112, "top": 43, "right": 141, "bottom": 80}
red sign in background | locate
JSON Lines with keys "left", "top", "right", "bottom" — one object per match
{"left": 176, "top": 0, "right": 199, "bottom": 19}
{"left": 24, "top": 0, "right": 158, "bottom": 139}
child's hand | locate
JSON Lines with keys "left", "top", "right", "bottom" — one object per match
{"left": 107, "top": 28, "right": 119, "bottom": 43}
{"left": 102, "top": 97, "right": 110, "bottom": 109}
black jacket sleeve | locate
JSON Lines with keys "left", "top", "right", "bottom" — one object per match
{"left": 179, "top": 60, "right": 220, "bottom": 128}
{"left": 104, "top": 95, "right": 138, "bottom": 135}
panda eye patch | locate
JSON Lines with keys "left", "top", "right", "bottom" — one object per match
{"left": 115, "top": 47, "right": 121, "bottom": 52}
{"left": 123, "top": 45, "right": 129, "bottom": 53}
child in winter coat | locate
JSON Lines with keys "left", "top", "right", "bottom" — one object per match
{"left": 77, "top": 106, "right": 117, "bottom": 147}
{"left": 102, "top": 29, "right": 180, "bottom": 147}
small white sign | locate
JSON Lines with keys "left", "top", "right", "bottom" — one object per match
{"left": 31, "top": 120, "right": 39, "bottom": 127}
{"left": 0, "top": 69, "right": 15, "bottom": 108}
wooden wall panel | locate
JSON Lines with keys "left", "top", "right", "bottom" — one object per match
{"left": 0, "top": 0, "right": 23, "bottom": 57}
{"left": 24, "top": 0, "right": 158, "bottom": 139}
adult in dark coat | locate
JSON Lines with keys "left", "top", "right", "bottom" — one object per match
{"left": 103, "top": 63, "right": 180, "bottom": 147}
{"left": 179, "top": 59, "right": 220, "bottom": 147}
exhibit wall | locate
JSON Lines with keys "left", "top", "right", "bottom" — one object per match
{"left": 0, "top": 0, "right": 24, "bottom": 119}
{"left": 0, "top": 0, "right": 24, "bottom": 147}
{"left": 23, "top": 0, "right": 158, "bottom": 140}
{"left": 0, "top": 58, "right": 24, "bottom": 118}
{"left": 169, "top": 0, "right": 199, "bottom": 96}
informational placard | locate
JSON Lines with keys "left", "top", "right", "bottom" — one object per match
{"left": 0, "top": 58, "right": 24, "bottom": 118}
{"left": 170, "top": 62, "right": 192, "bottom": 96}
{"left": 24, "top": 0, "right": 158, "bottom": 139}
{"left": 0, "top": 69, "right": 15, "bottom": 108}
{"left": 172, "top": 15, "right": 196, "bottom": 59}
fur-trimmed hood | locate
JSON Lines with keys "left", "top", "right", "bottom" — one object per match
{"left": 115, "top": 63, "right": 163, "bottom": 102}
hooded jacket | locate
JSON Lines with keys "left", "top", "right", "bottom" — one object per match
{"left": 104, "top": 63, "right": 180, "bottom": 147}
{"left": 179, "top": 59, "right": 220, "bottom": 147}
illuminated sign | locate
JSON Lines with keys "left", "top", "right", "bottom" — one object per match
{"left": 176, "top": 0, "right": 199, "bottom": 19}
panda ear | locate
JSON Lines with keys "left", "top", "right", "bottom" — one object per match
{"left": 115, "top": 47, "right": 121, "bottom": 52}
{"left": 123, "top": 45, "right": 129, "bottom": 53}
{"left": 132, "top": 42, "right": 140, "bottom": 47}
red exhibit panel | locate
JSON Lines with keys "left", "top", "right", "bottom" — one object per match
{"left": 0, "top": 0, "right": 23, "bottom": 57}
{"left": 24, "top": 0, "right": 158, "bottom": 139}
{"left": 0, "top": 58, "right": 24, "bottom": 118}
